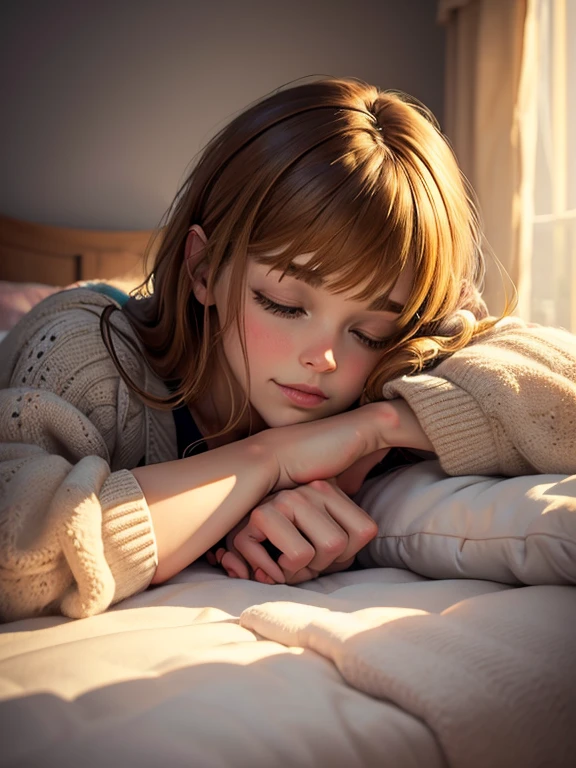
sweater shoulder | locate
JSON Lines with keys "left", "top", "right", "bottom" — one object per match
{"left": 467, "top": 317, "right": 576, "bottom": 359}
{"left": 0, "top": 287, "right": 142, "bottom": 387}
{"left": 0, "top": 288, "right": 147, "bottom": 468}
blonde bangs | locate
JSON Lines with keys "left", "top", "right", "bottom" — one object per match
{"left": 245, "top": 133, "right": 422, "bottom": 328}
{"left": 105, "top": 76, "right": 505, "bottom": 438}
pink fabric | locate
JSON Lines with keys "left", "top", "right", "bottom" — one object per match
{"left": 0, "top": 281, "right": 61, "bottom": 330}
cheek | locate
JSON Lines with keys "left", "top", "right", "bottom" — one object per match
{"left": 244, "top": 310, "right": 295, "bottom": 360}
{"left": 340, "top": 350, "right": 380, "bottom": 387}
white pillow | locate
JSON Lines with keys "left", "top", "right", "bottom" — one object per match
{"left": 355, "top": 460, "right": 576, "bottom": 585}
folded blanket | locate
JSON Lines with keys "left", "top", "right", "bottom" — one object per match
{"left": 240, "top": 586, "right": 576, "bottom": 768}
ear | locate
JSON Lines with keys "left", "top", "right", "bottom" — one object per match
{"left": 185, "top": 224, "right": 213, "bottom": 306}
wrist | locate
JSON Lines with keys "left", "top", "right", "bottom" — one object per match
{"left": 357, "top": 401, "right": 400, "bottom": 448}
{"left": 244, "top": 431, "right": 283, "bottom": 493}
{"left": 375, "top": 398, "right": 433, "bottom": 452}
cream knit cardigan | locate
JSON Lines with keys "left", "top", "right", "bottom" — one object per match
{"left": 1, "top": 289, "right": 575, "bottom": 621}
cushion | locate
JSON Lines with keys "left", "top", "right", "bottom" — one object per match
{"left": 355, "top": 460, "right": 576, "bottom": 585}
{"left": 0, "top": 281, "right": 60, "bottom": 331}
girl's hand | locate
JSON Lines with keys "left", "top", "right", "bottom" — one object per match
{"left": 209, "top": 473, "right": 382, "bottom": 585}
{"left": 206, "top": 398, "right": 429, "bottom": 583}
{"left": 261, "top": 399, "right": 431, "bottom": 493}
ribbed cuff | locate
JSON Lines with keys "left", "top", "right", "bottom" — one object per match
{"left": 100, "top": 469, "right": 158, "bottom": 605}
{"left": 381, "top": 374, "right": 499, "bottom": 476}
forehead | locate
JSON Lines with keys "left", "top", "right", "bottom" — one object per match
{"left": 251, "top": 252, "right": 410, "bottom": 314}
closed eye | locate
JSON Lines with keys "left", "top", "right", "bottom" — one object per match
{"left": 251, "top": 290, "right": 304, "bottom": 318}
{"left": 351, "top": 331, "right": 390, "bottom": 350}
{"left": 251, "top": 290, "right": 391, "bottom": 350}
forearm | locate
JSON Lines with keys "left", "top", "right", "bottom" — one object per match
{"left": 132, "top": 436, "right": 278, "bottom": 584}
{"left": 385, "top": 398, "right": 435, "bottom": 453}
{"left": 132, "top": 400, "right": 429, "bottom": 586}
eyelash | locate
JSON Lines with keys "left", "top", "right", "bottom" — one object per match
{"left": 251, "top": 290, "right": 390, "bottom": 350}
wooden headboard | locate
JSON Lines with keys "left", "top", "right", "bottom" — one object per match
{"left": 0, "top": 214, "right": 160, "bottom": 289}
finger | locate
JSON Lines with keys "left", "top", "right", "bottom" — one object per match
{"left": 235, "top": 533, "right": 288, "bottom": 583}
{"left": 234, "top": 507, "right": 315, "bottom": 582}
{"left": 232, "top": 514, "right": 289, "bottom": 583}
{"left": 230, "top": 516, "right": 287, "bottom": 583}
{"left": 223, "top": 532, "right": 254, "bottom": 580}
{"left": 275, "top": 490, "right": 350, "bottom": 574}
{"left": 254, "top": 502, "right": 328, "bottom": 576}
{"left": 284, "top": 565, "right": 320, "bottom": 585}
{"left": 264, "top": 485, "right": 356, "bottom": 573}
{"left": 285, "top": 556, "right": 354, "bottom": 584}
{"left": 336, "top": 448, "right": 390, "bottom": 496}
{"left": 221, "top": 549, "right": 251, "bottom": 580}
{"left": 303, "top": 480, "right": 379, "bottom": 565}
{"left": 253, "top": 568, "right": 277, "bottom": 585}
{"left": 241, "top": 488, "right": 350, "bottom": 576}
{"left": 322, "top": 556, "right": 355, "bottom": 574}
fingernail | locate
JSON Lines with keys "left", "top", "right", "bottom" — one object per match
{"left": 226, "top": 569, "right": 239, "bottom": 579}
{"left": 255, "top": 569, "right": 275, "bottom": 585}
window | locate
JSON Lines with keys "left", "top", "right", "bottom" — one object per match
{"left": 529, "top": 0, "right": 576, "bottom": 331}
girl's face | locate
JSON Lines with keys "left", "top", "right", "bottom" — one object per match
{"left": 211, "top": 253, "right": 412, "bottom": 429}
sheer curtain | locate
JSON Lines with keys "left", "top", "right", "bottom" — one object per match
{"left": 438, "top": 0, "right": 575, "bottom": 329}
{"left": 439, "top": 0, "right": 528, "bottom": 316}
{"left": 529, "top": 0, "right": 575, "bottom": 331}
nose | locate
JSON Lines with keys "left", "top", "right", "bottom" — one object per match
{"left": 299, "top": 345, "right": 337, "bottom": 373}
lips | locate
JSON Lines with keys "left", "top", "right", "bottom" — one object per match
{"left": 274, "top": 381, "right": 329, "bottom": 409}
{"left": 278, "top": 382, "right": 327, "bottom": 398}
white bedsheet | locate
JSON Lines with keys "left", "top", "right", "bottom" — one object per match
{"left": 1, "top": 564, "right": 575, "bottom": 768}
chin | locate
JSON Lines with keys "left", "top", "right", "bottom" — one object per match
{"left": 257, "top": 413, "right": 305, "bottom": 429}
{"left": 257, "top": 406, "right": 334, "bottom": 429}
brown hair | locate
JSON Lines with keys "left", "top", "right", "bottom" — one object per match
{"left": 102, "top": 76, "right": 513, "bottom": 440}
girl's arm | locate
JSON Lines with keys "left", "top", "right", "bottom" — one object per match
{"left": 381, "top": 319, "right": 576, "bottom": 477}
{"left": 132, "top": 437, "right": 276, "bottom": 585}
{"left": 0, "top": 293, "right": 429, "bottom": 622}
{"left": 133, "top": 398, "right": 432, "bottom": 584}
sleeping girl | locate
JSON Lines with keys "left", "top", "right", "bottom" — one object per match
{"left": 1, "top": 76, "right": 575, "bottom": 620}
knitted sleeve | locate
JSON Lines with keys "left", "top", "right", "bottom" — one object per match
{"left": 0, "top": 292, "right": 157, "bottom": 621}
{"left": 381, "top": 319, "right": 576, "bottom": 476}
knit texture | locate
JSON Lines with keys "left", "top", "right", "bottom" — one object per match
{"left": 0, "top": 289, "right": 176, "bottom": 621}
{"left": 381, "top": 318, "right": 576, "bottom": 475}
{"left": 1, "top": 291, "right": 575, "bottom": 621}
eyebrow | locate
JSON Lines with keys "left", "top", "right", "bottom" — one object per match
{"left": 365, "top": 295, "right": 405, "bottom": 314}
{"left": 282, "top": 263, "right": 324, "bottom": 288}
{"left": 282, "top": 263, "right": 405, "bottom": 315}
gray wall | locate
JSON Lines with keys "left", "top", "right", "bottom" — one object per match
{"left": 0, "top": 0, "right": 445, "bottom": 230}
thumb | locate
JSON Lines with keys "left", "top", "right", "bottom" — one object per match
{"left": 335, "top": 448, "right": 390, "bottom": 496}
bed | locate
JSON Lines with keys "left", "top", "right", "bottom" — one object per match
{"left": 1, "top": 216, "right": 575, "bottom": 768}
{"left": 0, "top": 213, "right": 154, "bottom": 340}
